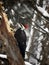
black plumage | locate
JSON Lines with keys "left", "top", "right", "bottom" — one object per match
{"left": 14, "top": 28, "right": 27, "bottom": 59}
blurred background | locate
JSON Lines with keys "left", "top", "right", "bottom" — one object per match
{"left": 0, "top": 0, "right": 49, "bottom": 65}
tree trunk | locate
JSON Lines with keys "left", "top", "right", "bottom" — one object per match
{"left": 0, "top": 11, "right": 25, "bottom": 65}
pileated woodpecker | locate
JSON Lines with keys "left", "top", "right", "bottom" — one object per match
{"left": 14, "top": 27, "right": 27, "bottom": 59}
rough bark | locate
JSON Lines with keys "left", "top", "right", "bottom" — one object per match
{"left": 0, "top": 8, "right": 25, "bottom": 65}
